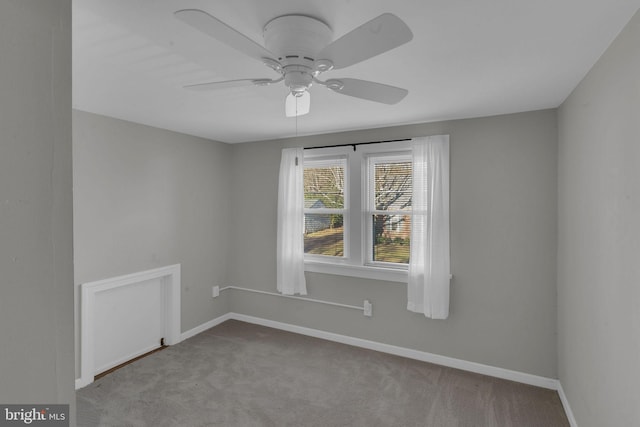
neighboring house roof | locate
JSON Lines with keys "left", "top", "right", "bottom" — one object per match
{"left": 304, "top": 199, "right": 326, "bottom": 209}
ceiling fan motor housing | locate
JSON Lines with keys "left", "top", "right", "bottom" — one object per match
{"left": 263, "top": 15, "right": 333, "bottom": 93}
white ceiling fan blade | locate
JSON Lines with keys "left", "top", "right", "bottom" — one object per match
{"left": 317, "top": 14, "right": 412, "bottom": 70}
{"left": 175, "top": 9, "right": 277, "bottom": 62}
{"left": 285, "top": 92, "right": 310, "bottom": 117}
{"left": 184, "top": 79, "right": 272, "bottom": 91}
{"left": 328, "top": 78, "right": 408, "bottom": 104}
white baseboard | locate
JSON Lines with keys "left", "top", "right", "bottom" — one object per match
{"left": 227, "top": 312, "right": 559, "bottom": 390}
{"left": 557, "top": 382, "right": 578, "bottom": 427}
{"left": 75, "top": 377, "right": 91, "bottom": 390}
{"left": 180, "top": 313, "right": 234, "bottom": 341}
{"left": 77, "top": 311, "right": 570, "bottom": 412}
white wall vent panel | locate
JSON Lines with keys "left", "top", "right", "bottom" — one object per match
{"left": 78, "top": 264, "right": 180, "bottom": 388}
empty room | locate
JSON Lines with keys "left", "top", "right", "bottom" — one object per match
{"left": 1, "top": 1, "right": 639, "bottom": 426}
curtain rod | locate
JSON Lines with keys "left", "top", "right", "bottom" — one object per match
{"left": 304, "top": 138, "right": 412, "bottom": 151}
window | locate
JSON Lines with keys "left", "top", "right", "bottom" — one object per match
{"left": 303, "top": 157, "right": 346, "bottom": 258}
{"left": 303, "top": 141, "right": 413, "bottom": 282}
{"left": 366, "top": 154, "right": 412, "bottom": 266}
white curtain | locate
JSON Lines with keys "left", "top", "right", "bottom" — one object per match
{"left": 277, "top": 147, "right": 307, "bottom": 295}
{"left": 408, "top": 136, "right": 450, "bottom": 319}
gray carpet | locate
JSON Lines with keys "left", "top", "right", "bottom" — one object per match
{"left": 77, "top": 320, "right": 569, "bottom": 426}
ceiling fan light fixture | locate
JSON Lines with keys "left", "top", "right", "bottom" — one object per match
{"left": 286, "top": 91, "right": 310, "bottom": 117}
{"left": 284, "top": 68, "right": 313, "bottom": 94}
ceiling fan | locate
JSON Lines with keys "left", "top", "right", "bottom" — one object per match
{"left": 174, "top": 9, "right": 413, "bottom": 117}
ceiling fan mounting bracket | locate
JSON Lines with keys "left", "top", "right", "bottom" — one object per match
{"left": 322, "top": 78, "right": 345, "bottom": 92}
{"left": 314, "top": 59, "right": 334, "bottom": 73}
{"left": 252, "top": 77, "right": 282, "bottom": 86}
{"left": 261, "top": 57, "right": 283, "bottom": 73}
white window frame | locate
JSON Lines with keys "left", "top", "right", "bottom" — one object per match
{"left": 364, "top": 152, "right": 412, "bottom": 269}
{"left": 303, "top": 156, "right": 348, "bottom": 262}
{"left": 303, "top": 141, "right": 411, "bottom": 283}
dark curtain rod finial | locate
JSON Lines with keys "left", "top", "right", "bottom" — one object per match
{"left": 304, "top": 138, "right": 412, "bottom": 151}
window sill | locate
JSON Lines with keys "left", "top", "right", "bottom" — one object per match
{"left": 304, "top": 260, "right": 408, "bottom": 283}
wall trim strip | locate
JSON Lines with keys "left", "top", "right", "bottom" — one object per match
{"left": 180, "top": 313, "right": 234, "bottom": 342}
{"left": 556, "top": 382, "right": 579, "bottom": 427}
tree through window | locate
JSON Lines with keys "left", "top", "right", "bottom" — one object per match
{"left": 368, "top": 156, "right": 412, "bottom": 264}
{"left": 303, "top": 158, "right": 346, "bottom": 257}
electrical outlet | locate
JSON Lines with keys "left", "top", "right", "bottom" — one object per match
{"left": 363, "top": 300, "right": 372, "bottom": 317}
{"left": 212, "top": 286, "right": 220, "bottom": 298}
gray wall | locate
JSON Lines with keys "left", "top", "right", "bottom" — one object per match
{"left": 74, "top": 109, "right": 558, "bottom": 379}
{"left": 73, "top": 111, "right": 232, "bottom": 378}
{"left": 558, "top": 10, "right": 640, "bottom": 427}
{"left": 0, "top": 0, "right": 75, "bottom": 416}
{"left": 229, "top": 110, "right": 558, "bottom": 378}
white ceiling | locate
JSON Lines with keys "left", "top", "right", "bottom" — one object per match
{"left": 73, "top": 0, "right": 640, "bottom": 143}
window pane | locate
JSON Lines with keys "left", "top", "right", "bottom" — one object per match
{"left": 304, "top": 164, "right": 344, "bottom": 209}
{"left": 304, "top": 214, "right": 344, "bottom": 256}
{"left": 374, "top": 161, "right": 411, "bottom": 211}
{"left": 372, "top": 214, "right": 410, "bottom": 264}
